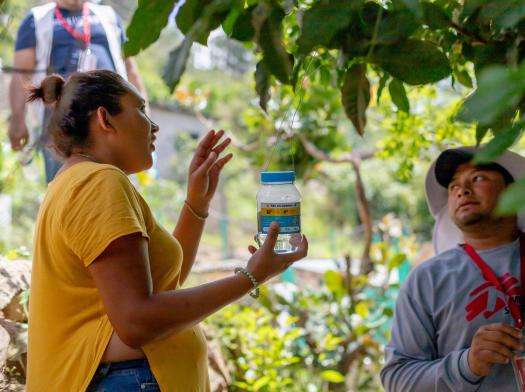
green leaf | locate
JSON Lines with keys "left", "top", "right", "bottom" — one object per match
{"left": 462, "top": 43, "right": 508, "bottom": 74}
{"left": 323, "top": 334, "right": 345, "bottom": 350}
{"left": 479, "top": 0, "right": 525, "bottom": 30}
{"left": 176, "top": 0, "right": 232, "bottom": 45}
{"left": 124, "top": 0, "right": 178, "bottom": 56}
{"left": 341, "top": 64, "right": 371, "bottom": 135}
{"left": 205, "top": 6, "right": 233, "bottom": 44}
{"left": 259, "top": 7, "right": 293, "bottom": 84}
{"left": 233, "top": 381, "right": 253, "bottom": 390}
{"left": 392, "top": 0, "right": 423, "bottom": 19}
{"left": 473, "top": 123, "right": 523, "bottom": 164}
{"left": 376, "top": 73, "right": 390, "bottom": 104}
{"left": 221, "top": 5, "right": 241, "bottom": 36}
{"left": 388, "top": 253, "right": 407, "bottom": 269}
{"left": 388, "top": 79, "right": 410, "bottom": 113}
{"left": 229, "top": 5, "right": 256, "bottom": 41}
{"left": 253, "top": 376, "right": 270, "bottom": 390}
{"left": 355, "top": 301, "right": 370, "bottom": 318}
{"left": 321, "top": 370, "right": 346, "bottom": 383}
{"left": 421, "top": 1, "right": 452, "bottom": 29}
{"left": 461, "top": 0, "right": 490, "bottom": 19}
{"left": 453, "top": 68, "right": 473, "bottom": 89}
{"left": 456, "top": 66, "right": 525, "bottom": 125}
{"left": 324, "top": 270, "right": 345, "bottom": 295}
{"left": 163, "top": 35, "right": 194, "bottom": 92}
{"left": 376, "top": 9, "right": 419, "bottom": 44}
{"left": 290, "top": 56, "right": 305, "bottom": 92}
{"left": 496, "top": 178, "right": 525, "bottom": 215}
{"left": 296, "top": 1, "right": 355, "bottom": 54}
{"left": 371, "top": 39, "right": 451, "bottom": 85}
{"left": 255, "top": 61, "right": 271, "bottom": 112}
{"left": 176, "top": 0, "right": 209, "bottom": 36}
{"left": 476, "top": 124, "right": 490, "bottom": 145}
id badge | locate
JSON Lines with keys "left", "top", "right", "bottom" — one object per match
{"left": 512, "top": 323, "right": 525, "bottom": 391}
{"left": 513, "top": 352, "right": 525, "bottom": 391}
{"left": 77, "top": 48, "right": 97, "bottom": 72}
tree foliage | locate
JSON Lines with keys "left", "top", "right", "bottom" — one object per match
{"left": 125, "top": 0, "right": 525, "bottom": 212}
{"left": 208, "top": 215, "right": 415, "bottom": 391}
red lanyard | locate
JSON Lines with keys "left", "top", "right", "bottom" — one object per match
{"left": 54, "top": 3, "right": 91, "bottom": 47}
{"left": 462, "top": 234, "right": 525, "bottom": 328}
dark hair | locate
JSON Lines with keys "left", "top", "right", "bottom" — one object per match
{"left": 435, "top": 149, "right": 514, "bottom": 188}
{"left": 27, "top": 70, "right": 129, "bottom": 157}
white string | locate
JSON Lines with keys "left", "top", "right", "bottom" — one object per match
{"left": 261, "top": 56, "right": 319, "bottom": 172}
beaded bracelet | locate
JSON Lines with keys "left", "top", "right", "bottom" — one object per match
{"left": 184, "top": 200, "right": 209, "bottom": 221}
{"left": 234, "top": 267, "right": 260, "bottom": 298}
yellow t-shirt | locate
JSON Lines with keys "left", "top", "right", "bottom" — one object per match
{"left": 27, "top": 162, "right": 210, "bottom": 392}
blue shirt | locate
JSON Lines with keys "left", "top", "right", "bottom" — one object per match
{"left": 15, "top": 6, "right": 126, "bottom": 77}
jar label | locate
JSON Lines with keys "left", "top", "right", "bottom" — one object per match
{"left": 258, "top": 202, "right": 301, "bottom": 234}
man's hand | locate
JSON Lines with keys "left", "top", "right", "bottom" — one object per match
{"left": 9, "top": 48, "right": 35, "bottom": 151}
{"left": 468, "top": 323, "right": 522, "bottom": 376}
{"left": 8, "top": 117, "right": 29, "bottom": 151}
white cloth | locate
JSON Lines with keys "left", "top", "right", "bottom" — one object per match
{"left": 30, "top": 2, "right": 128, "bottom": 119}
{"left": 31, "top": 1, "right": 127, "bottom": 84}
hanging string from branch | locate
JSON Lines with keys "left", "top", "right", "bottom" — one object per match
{"left": 261, "top": 55, "right": 321, "bottom": 173}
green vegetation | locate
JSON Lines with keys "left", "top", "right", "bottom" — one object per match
{"left": 1, "top": 0, "right": 525, "bottom": 390}
{"left": 126, "top": 0, "right": 525, "bottom": 213}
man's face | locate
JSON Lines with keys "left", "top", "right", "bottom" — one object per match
{"left": 447, "top": 163, "right": 508, "bottom": 228}
{"left": 57, "top": 0, "right": 85, "bottom": 10}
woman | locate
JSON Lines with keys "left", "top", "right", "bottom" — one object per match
{"left": 26, "top": 70, "right": 308, "bottom": 392}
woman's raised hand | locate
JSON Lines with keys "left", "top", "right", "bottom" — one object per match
{"left": 186, "top": 130, "right": 233, "bottom": 216}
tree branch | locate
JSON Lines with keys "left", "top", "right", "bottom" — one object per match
{"left": 450, "top": 22, "right": 488, "bottom": 45}
{"left": 296, "top": 133, "right": 375, "bottom": 163}
{"left": 296, "top": 133, "right": 374, "bottom": 272}
{"left": 351, "top": 160, "right": 373, "bottom": 275}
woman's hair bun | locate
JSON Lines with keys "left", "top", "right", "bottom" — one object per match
{"left": 27, "top": 74, "right": 66, "bottom": 105}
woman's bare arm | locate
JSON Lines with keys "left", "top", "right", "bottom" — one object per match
{"left": 173, "top": 130, "right": 232, "bottom": 285}
{"left": 88, "top": 224, "right": 308, "bottom": 348}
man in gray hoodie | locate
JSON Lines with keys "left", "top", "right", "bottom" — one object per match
{"left": 381, "top": 147, "right": 525, "bottom": 391}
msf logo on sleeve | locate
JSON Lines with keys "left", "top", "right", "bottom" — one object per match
{"left": 465, "top": 273, "right": 522, "bottom": 322}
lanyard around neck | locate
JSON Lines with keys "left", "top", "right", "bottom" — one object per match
{"left": 461, "top": 234, "right": 525, "bottom": 328}
{"left": 54, "top": 3, "right": 91, "bottom": 47}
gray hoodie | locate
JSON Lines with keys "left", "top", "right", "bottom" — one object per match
{"left": 381, "top": 238, "right": 522, "bottom": 391}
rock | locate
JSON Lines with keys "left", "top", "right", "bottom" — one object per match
{"left": 0, "top": 369, "right": 25, "bottom": 392}
{"left": 0, "top": 325, "right": 10, "bottom": 369}
{"left": 0, "top": 259, "right": 31, "bottom": 312}
{"left": 3, "top": 294, "right": 27, "bottom": 324}
{"left": 0, "top": 318, "right": 28, "bottom": 384}
{"left": 0, "top": 319, "right": 27, "bottom": 364}
{"left": 4, "top": 356, "right": 26, "bottom": 386}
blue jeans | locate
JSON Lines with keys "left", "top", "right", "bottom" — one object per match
{"left": 86, "top": 359, "right": 160, "bottom": 392}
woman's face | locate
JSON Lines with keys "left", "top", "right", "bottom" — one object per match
{"left": 103, "top": 85, "right": 159, "bottom": 174}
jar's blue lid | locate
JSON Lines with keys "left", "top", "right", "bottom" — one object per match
{"left": 260, "top": 171, "right": 295, "bottom": 184}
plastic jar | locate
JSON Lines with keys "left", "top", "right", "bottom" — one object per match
{"left": 256, "top": 171, "right": 301, "bottom": 253}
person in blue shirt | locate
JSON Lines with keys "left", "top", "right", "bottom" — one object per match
{"left": 8, "top": 0, "right": 148, "bottom": 183}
